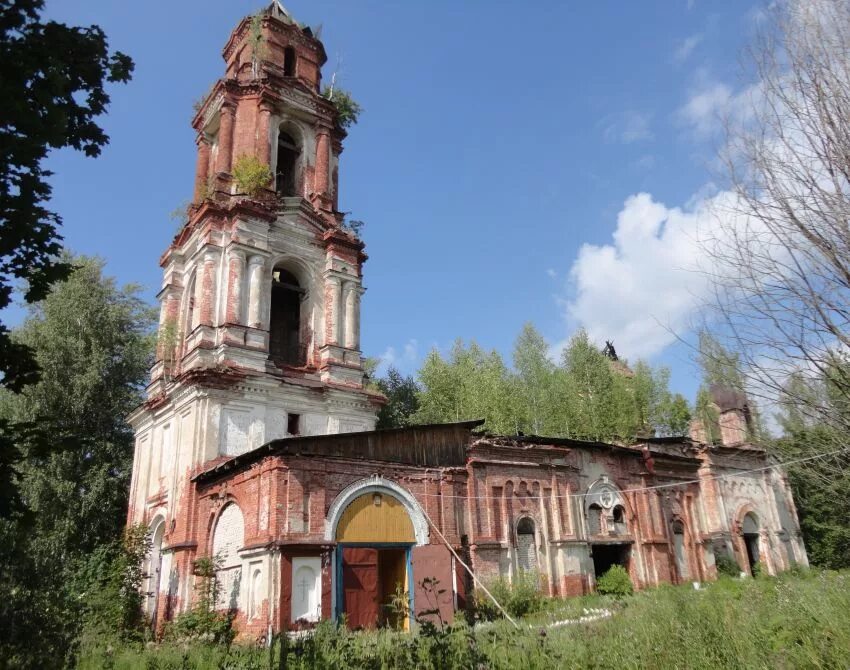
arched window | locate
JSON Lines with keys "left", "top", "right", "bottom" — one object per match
{"left": 587, "top": 504, "right": 603, "bottom": 536}
{"left": 269, "top": 266, "right": 305, "bottom": 365}
{"left": 516, "top": 517, "right": 537, "bottom": 572}
{"left": 212, "top": 503, "right": 245, "bottom": 610}
{"left": 611, "top": 505, "right": 626, "bottom": 534}
{"left": 145, "top": 518, "right": 166, "bottom": 621}
{"left": 276, "top": 130, "right": 301, "bottom": 196}
{"left": 283, "top": 46, "right": 297, "bottom": 77}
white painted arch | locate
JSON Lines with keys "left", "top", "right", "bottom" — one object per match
{"left": 324, "top": 475, "right": 430, "bottom": 546}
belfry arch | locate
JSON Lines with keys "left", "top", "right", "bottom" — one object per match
{"left": 269, "top": 262, "right": 307, "bottom": 366}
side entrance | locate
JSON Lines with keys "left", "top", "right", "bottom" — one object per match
{"left": 333, "top": 491, "right": 415, "bottom": 629}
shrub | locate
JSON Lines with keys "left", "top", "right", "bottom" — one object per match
{"left": 714, "top": 552, "right": 741, "bottom": 578}
{"left": 322, "top": 86, "right": 362, "bottom": 129}
{"left": 475, "top": 570, "right": 543, "bottom": 620}
{"left": 596, "top": 565, "right": 633, "bottom": 598}
{"left": 163, "top": 555, "right": 235, "bottom": 645}
{"left": 232, "top": 154, "right": 272, "bottom": 196}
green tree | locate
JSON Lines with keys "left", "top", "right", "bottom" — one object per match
{"left": 415, "top": 340, "right": 517, "bottom": 434}
{"left": 561, "top": 330, "right": 617, "bottom": 441}
{"left": 512, "top": 323, "right": 555, "bottom": 435}
{"left": 0, "top": 0, "right": 134, "bottom": 393}
{"left": 0, "top": 257, "right": 154, "bottom": 668}
{"left": 697, "top": 332, "right": 745, "bottom": 391}
{"left": 375, "top": 366, "right": 420, "bottom": 429}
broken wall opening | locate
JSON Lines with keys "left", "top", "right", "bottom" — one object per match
{"left": 591, "top": 543, "right": 630, "bottom": 584}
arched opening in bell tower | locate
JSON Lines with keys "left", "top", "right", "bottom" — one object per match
{"left": 275, "top": 130, "right": 301, "bottom": 197}
{"left": 269, "top": 266, "right": 305, "bottom": 366}
{"left": 283, "top": 46, "right": 297, "bottom": 77}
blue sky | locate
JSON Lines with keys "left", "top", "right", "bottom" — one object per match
{"left": 40, "top": 0, "right": 763, "bottom": 403}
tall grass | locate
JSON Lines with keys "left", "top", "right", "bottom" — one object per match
{"left": 78, "top": 570, "right": 850, "bottom": 669}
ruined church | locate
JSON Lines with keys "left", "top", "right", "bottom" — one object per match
{"left": 127, "top": 4, "right": 807, "bottom": 636}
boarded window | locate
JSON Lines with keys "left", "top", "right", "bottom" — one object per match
{"left": 587, "top": 504, "right": 603, "bottom": 536}
{"left": 212, "top": 503, "right": 245, "bottom": 610}
{"left": 516, "top": 517, "right": 537, "bottom": 572}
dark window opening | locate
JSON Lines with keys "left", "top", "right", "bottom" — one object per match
{"left": 276, "top": 131, "right": 300, "bottom": 196}
{"left": 283, "top": 47, "right": 297, "bottom": 77}
{"left": 612, "top": 505, "right": 625, "bottom": 524}
{"left": 612, "top": 505, "right": 627, "bottom": 534}
{"left": 269, "top": 268, "right": 305, "bottom": 365}
{"left": 517, "top": 517, "right": 535, "bottom": 537}
{"left": 287, "top": 413, "right": 301, "bottom": 436}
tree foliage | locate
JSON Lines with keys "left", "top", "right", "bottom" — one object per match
{"left": 0, "top": 257, "right": 155, "bottom": 668}
{"left": 375, "top": 366, "right": 420, "bottom": 429}
{"left": 405, "top": 324, "right": 689, "bottom": 442}
{"left": 0, "top": 0, "right": 133, "bottom": 392}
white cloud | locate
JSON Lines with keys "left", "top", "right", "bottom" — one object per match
{"left": 602, "top": 111, "right": 654, "bottom": 144}
{"left": 677, "top": 75, "right": 761, "bottom": 140}
{"left": 677, "top": 82, "right": 732, "bottom": 138}
{"left": 376, "top": 338, "right": 419, "bottom": 376}
{"left": 674, "top": 33, "right": 703, "bottom": 63}
{"left": 563, "top": 190, "right": 735, "bottom": 360}
{"left": 546, "top": 268, "right": 557, "bottom": 279}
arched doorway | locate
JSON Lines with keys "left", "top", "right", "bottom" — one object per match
{"left": 742, "top": 512, "right": 760, "bottom": 574}
{"left": 334, "top": 491, "right": 415, "bottom": 630}
{"left": 516, "top": 517, "right": 537, "bottom": 572}
{"left": 585, "top": 477, "right": 632, "bottom": 586}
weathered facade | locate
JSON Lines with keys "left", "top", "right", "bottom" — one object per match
{"left": 127, "top": 4, "right": 807, "bottom": 637}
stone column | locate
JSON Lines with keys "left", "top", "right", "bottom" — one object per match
{"left": 314, "top": 126, "right": 331, "bottom": 195}
{"left": 193, "top": 135, "right": 211, "bottom": 202}
{"left": 247, "top": 255, "right": 267, "bottom": 329}
{"left": 225, "top": 248, "right": 246, "bottom": 325}
{"left": 199, "top": 249, "right": 220, "bottom": 326}
{"left": 216, "top": 103, "right": 235, "bottom": 174}
{"left": 343, "top": 282, "right": 360, "bottom": 349}
{"left": 328, "top": 276, "right": 343, "bottom": 345}
{"left": 257, "top": 102, "right": 273, "bottom": 168}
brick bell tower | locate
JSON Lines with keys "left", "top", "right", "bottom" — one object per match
{"left": 127, "top": 4, "right": 381, "bottom": 612}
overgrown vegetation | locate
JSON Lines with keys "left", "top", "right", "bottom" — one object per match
{"left": 232, "top": 154, "right": 273, "bottom": 196}
{"left": 322, "top": 86, "right": 362, "bottom": 130}
{"left": 595, "top": 565, "right": 633, "bottom": 598}
{"left": 78, "top": 570, "right": 850, "bottom": 669}
{"left": 714, "top": 552, "right": 742, "bottom": 578}
{"left": 164, "top": 555, "right": 235, "bottom": 645}
{"left": 474, "top": 571, "right": 543, "bottom": 620}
